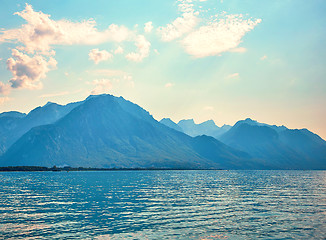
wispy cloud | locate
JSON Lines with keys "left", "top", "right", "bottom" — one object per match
{"left": 227, "top": 73, "right": 240, "bottom": 79}
{"left": 204, "top": 106, "right": 214, "bottom": 111}
{"left": 165, "top": 82, "right": 174, "bottom": 88}
{"left": 89, "top": 49, "right": 113, "bottom": 64}
{"left": 114, "top": 46, "right": 124, "bottom": 54}
{"left": 39, "top": 91, "right": 70, "bottom": 98}
{"left": 89, "top": 69, "right": 134, "bottom": 92}
{"left": 157, "top": 0, "right": 261, "bottom": 58}
{"left": 144, "top": 22, "right": 153, "bottom": 33}
{"left": 260, "top": 55, "right": 267, "bottom": 60}
{"left": 0, "top": 97, "right": 10, "bottom": 105}
{"left": 229, "top": 47, "right": 247, "bottom": 53}
{"left": 126, "top": 35, "right": 151, "bottom": 62}
{"left": 0, "top": 82, "right": 11, "bottom": 95}
{"left": 90, "top": 79, "right": 113, "bottom": 95}
{"left": 181, "top": 14, "right": 261, "bottom": 58}
{"left": 90, "top": 69, "right": 130, "bottom": 77}
{"left": 157, "top": 0, "right": 199, "bottom": 42}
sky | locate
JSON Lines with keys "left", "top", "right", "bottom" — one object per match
{"left": 0, "top": 0, "right": 325, "bottom": 139}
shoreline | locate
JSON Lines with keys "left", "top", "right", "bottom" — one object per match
{"left": 0, "top": 166, "right": 223, "bottom": 172}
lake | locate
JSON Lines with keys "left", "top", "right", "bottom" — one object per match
{"left": 0, "top": 170, "right": 325, "bottom": 239}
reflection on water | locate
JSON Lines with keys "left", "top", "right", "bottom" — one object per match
{"left": 0, "top": 170, "right": 325, "bottom": 239}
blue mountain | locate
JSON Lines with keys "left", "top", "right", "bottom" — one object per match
{"left": 0, "top": 100, "right": 82, "bottom": 154}
{"left": 219, "top": 118, "right": 326, "bottom": 169}
{"left": 0, "top": 96, "right": 325, "bottom": 169}
{"left": 160, "top": 118, "right": 231, "bottom": 138}
{"left": 0, "top": 94, "right": 254, "bottom": 169}
{"left": 159, "top": 118, "right": 183, "bottom": 132}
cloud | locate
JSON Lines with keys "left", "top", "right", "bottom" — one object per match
{"left": 229, "top": 47, "right": 247, "bottom": 53}
{"left": 90, "top": 69, "right": 134, "bottom": 88}
{"left": 126, "top": 35, "right": 151, "bottom": 62}
{"left": 114, "top": 46, "right": 124, "bottom": 54}
{"left": 7, "top": 49, "right": 57, "bottom": 89}
{"left": 90, "top": 79, "right": 113, "bottom": 95}
{"left": 0, "top": 82, "right": 11, "bottom": 95}
{"left": 204, "top": 106, "right": 214, "bottom": 111}
{"left": 89, "top": 49, "right": 113, "bottom": 64}
{"left": 91, "top": 69, "right": 130, "bottom": 77}
{"left": 181, "top": 14, "right": 261, "bottom": 58}
{"left": 0, "top": 4, "right": 132, "bottom": 55}
{"left": 260, "top": 55, "right": 267, "bottom": 60}
{"left": 165, "top": 82, "right": 174, "bottom": 88}
{"left": 90, "top": 75, "right": 134, "bottom": 94}
{"left": 144, "top": 22, "right": 153, "bottom": 33}
{"left": 0, "top": 4, "right": 139, "bottom": 94}
{"left": 39, "top": 91, "right": 69, "bottom": 98}
{"left": 157, "top": 1, "right": 199, "bottom": 42}
{"left": 0, "top": 97, "right": 10, "bottom": 105}
{"left": 227, "top": 73, "right": 239, "bottom": 79}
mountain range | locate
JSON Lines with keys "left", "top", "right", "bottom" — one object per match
{"left": 0, "top": 94, "right": 325, "bottom": 169}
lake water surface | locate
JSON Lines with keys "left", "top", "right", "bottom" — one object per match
{"left": 0, "top": 170, "right": 325, "bottom": 239}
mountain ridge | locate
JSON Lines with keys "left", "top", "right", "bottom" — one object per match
{"left": 0, "top": 94, "right": 325, "bottom": 170}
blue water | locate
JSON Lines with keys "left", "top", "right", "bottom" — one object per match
{"left": 0, "top": 170, "right": 325, "bottom": 239}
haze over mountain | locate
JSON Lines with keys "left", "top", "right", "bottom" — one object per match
{"left": 0, "top": 94, "right": 325, "bottom": 170}
{"left": 0, "top": 94, "right": 254, "bottom": 169}
{"left": 160, "top": 118, "right": 231, "bottom": 139}
{"left": 0, "top": 101, "right": 82, "bottom": 154}
{"left": 219, "top": 118, "right": 326, "bottom": 169}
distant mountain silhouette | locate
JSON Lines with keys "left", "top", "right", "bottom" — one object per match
{"left": 219, "top": 118, "right": 326, "bottom": 169}
{"left": 0, "top": 101, "right": 82, "bottom": 154}
{"left": 160, "top": 118, "right": 231, "bottom": 138}
{"left": 0, "top": 96, "right": 325, "bottom": 169}
{"left": 0, "top": 95, "right": 254, "bottom": 169}
{"left": 159, "top": 118, "right": 183, "bottom": 132}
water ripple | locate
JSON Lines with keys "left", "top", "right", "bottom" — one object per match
{"left": 0, "top": 170, "right": 325, "bottom": 239}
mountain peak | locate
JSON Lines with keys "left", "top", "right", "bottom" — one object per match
{"left": 86, "top": 93, "right": 113, "bottom": 101}
{"left": 44, "top": 101, "right": 56, "bottom": 107}
{"left": 0, "top": 111, "right": 26, "bottom": 119}
{"left": 178, "top": 119, "right": 195, "bottom": 124}
{"left": 200, "top": 119, "right": 216, "bottom": 127}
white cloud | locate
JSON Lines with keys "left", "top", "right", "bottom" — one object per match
{"left": 0, "top": 4, "right": 132, "bottom": 55}
{"left": 144, "top": 22, "right": 153, "bottom": 33}
{"left": 157, "top": 0, "right": 199, "bottom": 42}
{"left": 89, "top": 49, "right": 113, "bottom": 64}
{"left": 126, "top": 35, "right": 151, "bottom": 62}
{"left": 7, "top": 49, "right": 57, "bottom": 89}
{"left": 181, "top": 15, "right": 261, "bottom": 58}
{"left": 165, "top": 82, "right": 174, "bottom": 88}
{"left": 227, "top": 73, "right": 239, "bottom": 79}
{"left": 260, "top": 55, "right": 267, "bottom": 60}
{"left": 114, "top": 46, "right": 124, "bottom": 54}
